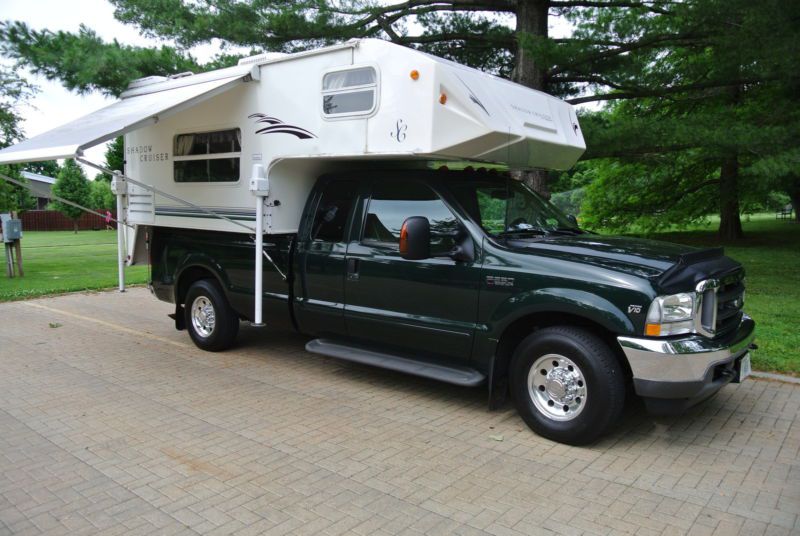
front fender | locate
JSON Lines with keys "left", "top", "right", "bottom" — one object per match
{"left": 489, "top": 287, "right": 635, "bottom": 338}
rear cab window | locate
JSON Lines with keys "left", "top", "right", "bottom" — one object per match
{"left": 310, "top": 180, "right": 359, "bottom": 242}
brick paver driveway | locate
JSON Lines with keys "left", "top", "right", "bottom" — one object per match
{"left": 1, "top": 289, "right": 798, "bottom": 536}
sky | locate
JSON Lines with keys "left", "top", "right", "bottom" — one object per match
{"left": 2, "top": 1, "right": 573, "bottom": 177}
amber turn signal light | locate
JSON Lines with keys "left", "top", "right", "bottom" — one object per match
{"left": 439, "top": 93, "right": 447, "bottom": 104}
{"left": 399, "top": 221, "right": 410, "bottom": 256}
{"left": 645, "top": 324, "right": 661, "bottom": 336}
{"left": 410, "top": 70, "right": 420, "bottom": 80}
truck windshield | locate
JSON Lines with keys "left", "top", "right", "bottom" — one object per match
{"left": 447, "top": 176, "right": 580, "bottom": 238}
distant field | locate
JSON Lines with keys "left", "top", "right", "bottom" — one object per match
{"left": 628, "top": 214, "right": 799, "bottom": 375}
{"left": 0, "top": 231, "right": 148, "bottom": 302}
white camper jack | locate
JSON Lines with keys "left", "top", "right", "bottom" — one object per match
{"left": 0, "top": 38, "right": 586, "bottom": 326}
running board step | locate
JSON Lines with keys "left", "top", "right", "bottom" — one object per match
{"left": 305, "top": 339, "right": 486, "bottom": 387}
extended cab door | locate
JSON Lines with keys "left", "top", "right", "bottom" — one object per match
{"left": 294, "top": 178, "right": 359, "bottom": 337}
{"left": 343, "top": 179, "right": 481, "bottom": 363}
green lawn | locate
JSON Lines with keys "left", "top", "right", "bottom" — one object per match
{"left": 0, "top": 231, "right": 148, "bottom": 302}
{"left": 628, "top": 214, "right": 800, "bottom": 375}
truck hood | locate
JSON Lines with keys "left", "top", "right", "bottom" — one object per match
{"left": 507, "top": 234, "right": 696, "bottom": 279}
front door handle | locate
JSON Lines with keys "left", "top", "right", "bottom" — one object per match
{"left": 346, "top": 258, "right": 360, "bottom": 281}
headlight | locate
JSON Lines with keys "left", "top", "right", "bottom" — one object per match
{"left": 646, "top": 293, "right": 695, "bottom": 336}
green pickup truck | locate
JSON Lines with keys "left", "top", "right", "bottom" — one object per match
{"left": 150, "top": 167, "right": 755, "bottom": 445}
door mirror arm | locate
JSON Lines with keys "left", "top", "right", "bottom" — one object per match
{"left": 448, "top": 232, "right": 475, "bottom": 263}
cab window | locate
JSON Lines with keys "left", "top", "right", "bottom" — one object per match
{"left": 311, "top": 180, "right": 358, "bottom": 242}
{"left": 362, "top": 180, "right": 459, "bottom": 256}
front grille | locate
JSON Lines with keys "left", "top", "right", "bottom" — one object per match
{"left": 699, "top": 272, "right": 745, "bottom": 337}
{"left": 715, "top": 276, "right": 745, "bottom": 335}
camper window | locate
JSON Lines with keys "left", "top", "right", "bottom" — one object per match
{"left": 322, "top": 67, "right": 377, "bottom": 117}
{"left": 174, "top": 129, "right": 241, "bottom": 183}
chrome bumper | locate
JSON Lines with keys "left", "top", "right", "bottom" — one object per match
{"left": 618, "top": 315, "right": 755, "bottom": 401}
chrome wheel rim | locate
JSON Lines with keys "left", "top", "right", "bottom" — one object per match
{"left": 528, "top": 353, "right": 587, "bottom": 421}
{"left": 190, "top": 296, "right": 216, "bottom": 338}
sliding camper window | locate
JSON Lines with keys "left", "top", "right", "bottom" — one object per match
{"left": 173, "top": 129, "right": 241, "bottom": 183}
{"left": 322, "top": 67, "right": 377, "bottom": 117}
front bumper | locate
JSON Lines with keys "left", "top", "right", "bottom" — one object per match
{"left": 618, "top": 315, "right": 755, "bottom": 415}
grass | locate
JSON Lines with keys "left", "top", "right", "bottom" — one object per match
{"left": 0, "top": 230, "right": 148, "bottom": 302}
{"left": 629, "top": 214, "right": 800, "bottom": 375}
{"left": 3, "top": 215, "right": 797, "bottom": 374}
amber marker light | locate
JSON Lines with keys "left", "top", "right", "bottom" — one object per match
{"left": 410, "top": 70, "right": 420, "bottom": 80}
{"left": 399, "top": 221, "right": 410, "bottom": 257}
{"left": 645, "top": 324, "right": 661, "bottom": 336}
{"left": 439, "top": 93, "right": 447, "bottom": 104}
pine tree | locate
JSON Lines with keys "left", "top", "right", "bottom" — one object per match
{"left": 572, "top": 0, "right": 800, "bottom": 239}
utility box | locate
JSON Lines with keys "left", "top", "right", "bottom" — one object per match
{"left": 0, "top": 214, "right": 22, "bottom": 242}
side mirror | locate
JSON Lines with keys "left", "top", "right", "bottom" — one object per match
{"left": 566, "top": 214, "right": 578, "bottom": 227}
{"left": 399, "top": 216, "right": 430, "bottom": 260}
{"left": 449, "top": 228, "right": 475, "bottom": 263}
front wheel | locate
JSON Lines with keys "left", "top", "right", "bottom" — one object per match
{"left": 510, "top": 326, "right": 625, "bottom": 445}
{"left": 184, "top": 279, "right": 239, "bottom": 351}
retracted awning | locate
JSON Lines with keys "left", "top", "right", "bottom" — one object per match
{"left": 0, "top": 64, "right": 259, "bottom": 165}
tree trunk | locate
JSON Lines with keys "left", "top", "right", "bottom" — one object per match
{"left": 718, "top": 155, "right": 743, "bottom": 241}
{"left": 512, "top": 0, "right": 551, "bottom": 197}
{"left": 787, "top": 175, "right": 800, "bottom": 223}
{"left": 513, "top": 0, "right": 548, "bottom": 89}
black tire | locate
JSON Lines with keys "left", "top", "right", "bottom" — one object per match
{"left": 510, "top": 326, "right": 625, "bottom": 445}
{"left": 184, "top": 279, "right": 239, "bottom": 352}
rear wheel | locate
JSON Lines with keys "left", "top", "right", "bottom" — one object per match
{"left": 184, "top": 279, "right": 239, "bottom": 351}
{"left": 510, "top": 326, "right": 625, "bottom": 445}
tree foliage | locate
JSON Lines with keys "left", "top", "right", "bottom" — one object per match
{"left": 573, "top": 0, "right": 800, "bottom": 236}
{"left": 89, "top": 179, "right": 115, "bottom": 210}
{"left": 2, "top": 0, "right": 797, "bottom": 236}
{"left": 51, "top": 159, "right": 91, "bottom": 232}
{"left": 24, "top": 160, "right": 60, "bottom": 178}
{"left": 95, "top": 137, "right": 125, "bottom": 182}
{"left": 0, "top": 64, "right": 37, "bottom": 212}
{"left": 0, "top": 22, "right": 199, "bottom": 96}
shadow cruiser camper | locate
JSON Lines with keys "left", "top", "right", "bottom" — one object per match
{"left": 0, "top": 39, "right": 754, "bottom": 445}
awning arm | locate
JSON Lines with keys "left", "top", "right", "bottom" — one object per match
{"left": 77, "top": 157, "right": 256, "bottom": 234}
{"left": 0, "top": 171, "right": 133, "bottom": 228}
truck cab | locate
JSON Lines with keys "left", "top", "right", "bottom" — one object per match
{"left": 150, "top": 166, "right": 755, "bottom": 445}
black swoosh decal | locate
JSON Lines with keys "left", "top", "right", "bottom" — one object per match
{"left": 456, "top": 75, "right": 490, "bottom": 116}
{"left": 249, "top": 113, "right": 316, "bottom": 139}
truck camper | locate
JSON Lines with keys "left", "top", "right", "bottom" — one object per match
{"left": 0, "top": 39, "right": 754, "bottom": 444}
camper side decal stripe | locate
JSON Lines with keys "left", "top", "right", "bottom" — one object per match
{"left": 155, "top": 206, "right": 256, "bottom": 222}
{"left": 249, "top": 113, "right": 316, "bottom": 139}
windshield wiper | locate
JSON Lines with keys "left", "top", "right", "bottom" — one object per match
{"left": 495, "top": 229, "right": 548, "bottom": 238}
{"left": 550, "top": 227, "right": 583, "bottom": 235}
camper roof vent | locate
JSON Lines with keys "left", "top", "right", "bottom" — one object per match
{"left": 126, "top": 75, "right": 169, "bottom": 90}
{"left": 238, "top": 52, "right": 288, "bottom": 66}
{"left": 169, "top": 71, "right": 194, "bottom": 80}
